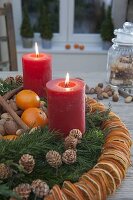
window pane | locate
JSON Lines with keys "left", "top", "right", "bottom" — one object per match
{"left": 22, "top": 0, "right": 59, "bottom": 33}
{"left": 74, "top": 0, "right": 104, "bottom": 33}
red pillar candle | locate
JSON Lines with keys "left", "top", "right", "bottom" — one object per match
{"left": 22, "top": 43, "right": 52, "bottom": 98}
{"left": 46, "top": 74, "right": 85, "bottom": 137}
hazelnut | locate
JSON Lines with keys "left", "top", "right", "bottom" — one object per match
{"left": 9, "top": 99, "right": 18, "bottom": 111}
{"left": 98, "top": 83, "right": 103, "bottom": 88}
{"left": 89, "top": 88, "right": 95, "bottom": 94}
{"left": 1, "top": 113, "right": 13, "bottom": 120}
{"left": 85, "top": 84, "right": 90, "bottom": 94}
{"left": 104, "top": 85, "right": 112, "bottom": 92}
{"left": 4, "top": 120, "right": 19, "bottom": 135}
{"left": 95, "top": 86, "right": 102, "bottom": 94}
{"left": 107, "top": 90, "right": 113, "bottom": 97}
{"left": 112, "top": 94, "right": 119, "bottom": 102}
{"left": 125, "top": 96, "right": 133, "bottom": 103}
{"left": 97, "top": 93, "right": 103, "bottom": 100}
{"left": 0, "top": 119, "right": 6, "bottom": 125}
{"left": 102, "top": 92, "right": 109, "bottom": 99}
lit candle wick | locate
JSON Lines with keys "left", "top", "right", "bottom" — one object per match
{"left": 35, "top": 42, "right": 39, "bottom": 57}
{"left": 65, "top": 72, "right": 69, "bottom": 87}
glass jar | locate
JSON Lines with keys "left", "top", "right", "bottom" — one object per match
{"left": 107, "top": 22, "right": 133, "bottom": 87}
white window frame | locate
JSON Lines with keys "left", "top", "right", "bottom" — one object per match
{"left": 67, "top": 0, "right": 101, "bottom": 44}
{"left": 54, "top": 0, "right": 101, "bottom": 44}
{"left": 11, "top": 0, "right": 102, "bottom": 45}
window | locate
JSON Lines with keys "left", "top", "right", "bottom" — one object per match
{"left": 15, "top": 0, "right": 107, "bottom": 45}
{"left": 22, "top": 0, "right": 59, "bottom": 33}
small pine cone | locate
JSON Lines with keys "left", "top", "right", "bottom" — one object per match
{"left": 4, "top": 77, "right": 15, "bottom": 85}
{"left": 19, "top": 154, "right": 35, "bottom": 174}
{"left": 64, "top": 136, "right": 78, "bottom": 149}
{"left": 62, "top": 149, "right": 77, "bottom": 165}
{"left": 31, "top": 179, "right": 49, "bottom": 198}
{"left": 46, "top": 150, "right": 62, "bottom": 168}
{"left": 10, "top": 183, "right": 31, "bottom": 200}
{"left": 15, "top": 75, "right": 23, "bottom": 85}
{"left": 0, "top": 163, "right": 12, "bottom": 180}
{"left": 69, "top": 129, "right": 82, "bottom": 140}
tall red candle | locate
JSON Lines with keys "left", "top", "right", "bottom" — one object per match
{"left": 22, "top": 46, "right": 52, "bottom": 97}
{"left": 46, "top": 76, "right": 85, "bottom": 136}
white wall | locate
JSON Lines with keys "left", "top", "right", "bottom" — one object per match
{"left": 17, "top": 49, "right": 107, "bottom": 75}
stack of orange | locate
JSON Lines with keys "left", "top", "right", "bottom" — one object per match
{"left": 44, "top": 97, "right": 132, "bottom": 200}
{"left": 16, "top": 90, "right": 48, "bottom": 128}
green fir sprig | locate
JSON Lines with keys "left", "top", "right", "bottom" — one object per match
{"left": 0, "top": 79, "right": 19, "bottom": 96}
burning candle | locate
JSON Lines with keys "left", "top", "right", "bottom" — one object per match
{"left": 46, "top": 73, "right": 85, "bottom": 137}
{"left": 22, "top": 43, "right": 52, "bottom": 97}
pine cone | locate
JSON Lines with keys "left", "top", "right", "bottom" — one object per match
{"left": 46, "top": 150, "right": 62, "bottom": 168}
{"left": 69, "top": 129, "right": 82, "bottom": 140}
{"left": 0, "top": 163, "right": 12, "bottom": 180}
{"left": 64, "top": 135, "right": 78, "bottom": 149}
{"left": 15, "top": 75, "right": 23, "bottom": 85}
{"left": 4, "top": 77, "right": 15, "bottom": 85}
{"left": 62, "top": 149, "right": 77, "bottom": 165}
{"left": 10, "top": 183, "right": 31, "bottom": 200}
{"left": 31, "top": 179, "right": 49, "bottom": 198}
{"left": 19, "top": 154, "right": 35, "bottom": 174}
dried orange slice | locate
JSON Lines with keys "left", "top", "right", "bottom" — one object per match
{"left": 105, "top": 135, "right": 131, "bottom": 149}
{"left": 93, "top": 167, "right": 116, "bottom": 194}
{"left": 80, "top": 173, "right": 102, "bottom": 200}
{"left": 79, "top": 175, "right": 98, "bottom": 197}
{"left": 75, "top": 181, "right": 95, "bottom": 200}
{"left": 62, "top": 188, "right": 76, "bottom": 200}
{"left": 109, "top": 111, "right": 120, "bottom": 120}
{"left": 101, "top": 120, "right": 126, "bottom": 130}
{"left": 88, "top": 170, "right": 107, "bottom": 200}
{"left": 85, "top": 97, "right": 97, "bottom": 105}
{"left": 106, "top": 131, "right": 132, "bottom": 147}
{"left": 90, "top": 168, "right": 111, "bottom": 195}
{"left": 63, "top": 181, "right": 84, "bottom": 200}
{"left": 103, "top": 141, "right": 130, "bottom": 157}
{"left": 100, "top": 149, "right": 130, "bottom": 167}
{"left": 98, "top": 157, "right": 126, "bottom": 180}
{"left": 61, "top": 191, "right": 69, "bottom": 200}
{"left": 45, "top": 194, "right": 55, "bottom": 200}
{"left": 104, "top": 126, "right": 130, "bottom": 137}
{"left": 51, "top": 185, "right": 64, "bottom": 200}
{"left": 95, "top": 160, "right": 122, "bottom": 187}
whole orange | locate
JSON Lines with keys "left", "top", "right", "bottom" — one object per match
{"left": 16, "top": 90, "right": 40, "bottom": 110}
{"left": 21, "top": 107, "right": 48, "bottom": 128}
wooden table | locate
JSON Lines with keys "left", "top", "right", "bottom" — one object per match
{"left": 0, "top": 71, "right": 133, "bottom": 200}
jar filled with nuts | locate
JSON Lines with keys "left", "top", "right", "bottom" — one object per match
{"left": 107, "top": 22, "right": 133, "bottom": 87}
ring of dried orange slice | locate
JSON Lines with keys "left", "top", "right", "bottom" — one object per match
{"left": 45, "top": 97, "right": 132, "bottom": 200}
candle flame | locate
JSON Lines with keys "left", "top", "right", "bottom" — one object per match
{"left": 65, "top": 72, "right": 69, "bottom": 87}
{"left": 35, "top": 42, "right": 39, "bottom": 57}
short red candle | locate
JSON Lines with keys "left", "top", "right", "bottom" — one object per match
{"left": 46, "top": 78, "right": 85, "bottom": 136}
{"left": 22, "top": 53, "right": 52, "bottom": 97}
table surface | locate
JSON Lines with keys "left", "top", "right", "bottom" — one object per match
{"left": 0, "top": 71, "right": 133, "bottom": 200}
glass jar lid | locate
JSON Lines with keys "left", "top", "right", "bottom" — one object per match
{"left": 112, "top": 22, "right": 133, "bottom": 45}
